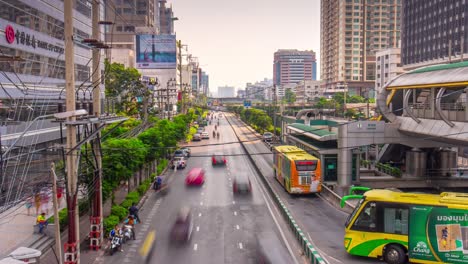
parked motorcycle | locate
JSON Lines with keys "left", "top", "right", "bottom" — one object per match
{"left": 122, "top": 224, "right": 136, "bottom": 243}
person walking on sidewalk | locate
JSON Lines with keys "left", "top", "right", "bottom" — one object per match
{"left": 34, "top": 193, "right": 41, "bottom": 216}
{"left": 40, "top": 189, "right": 50, "bottom": 215}
{"left": 36, "top": 212, "right": 48, "bottom": 234}
{"left": 25, "top": 196, "right": 33, "bottom": 216}
{"left": 129, "top": 203, "right": 141, "bottom": 223}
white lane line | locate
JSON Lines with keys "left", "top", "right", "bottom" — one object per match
{"left": 236, "top": 225, "right": 240, "bottom": 230}
{"left": 200, "top": 201, "right": 204, "bottom": 206}
{"left": 196, "top": 226, "right": 200, "bottom": 232}
{"left": 234, "top": 211, "right": 237, "bottom": 216}
{"left": 250, "top": 164, "right": 300, "bottom": 264}
{"left": 232, "top": 201, "right": 236, "bottom": 204}
{"left": 198, "top": 213, "right": 202, "bottom": 217}
{"left": 238, "top": 243, "right": 243, "bottom": 249}
{"left": 194, "top": 243, "right": 198, "bottom": 251}
{"left": 308, "top": 232, "right": 342, "bottom": 263}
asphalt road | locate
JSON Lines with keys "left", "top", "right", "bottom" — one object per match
{"left": 227, "top": 113, "right": 380, "bottom": 264}
{"left": 102, "top": 113, "right": 302, "bottom": 264}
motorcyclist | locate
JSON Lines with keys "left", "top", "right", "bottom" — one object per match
{"left": 217, "top": 132, "right": 220, "bottom": 139}
{"left": 109, "top": 224, "right": 123, "bottom": 252}
{"left": 129, "top": 203, "right": 141, "bottom": 223}
{"left": 154, "top": 176, "right": 162, "bottom": 191}
{"left": 215, "top": 125, "right": 217, "bottom": 130}
{"left": 213, "top": 130, "right": 216, "bottom": 138}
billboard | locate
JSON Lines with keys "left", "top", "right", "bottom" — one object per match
{"left": 136, "top": 35, "right": 176, "bottom": 69}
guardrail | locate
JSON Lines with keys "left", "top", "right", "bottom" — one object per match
{"left": 226, "top": 115, "right": 328, "bottom": 264}
{"left": 319, "top": 184, "right": 356, "bottom": 214}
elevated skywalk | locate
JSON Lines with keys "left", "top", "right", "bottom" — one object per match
{"left": 378, "top": 61, "right": 468, "bottom": 145}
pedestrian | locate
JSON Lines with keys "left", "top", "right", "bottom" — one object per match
{"left": 40, "top": 189, "right": 50, "bottom": 215}
{"left": 34, "top": 193, "right": 41, "bottom": 216}
{"left": 36, "top": 212, "right": 48, "bottom": 234}
{"left": 57, "top": 186, "right": 64, "bottom": 208}
{"left": 25, "top": 196, "right": 33, "bottom": 216}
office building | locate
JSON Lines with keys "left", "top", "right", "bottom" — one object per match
{"left": 237, "top": 89, "right": 246, "bottom": 98}
{"left": 375, "top": 48, "right": 404, "bottom": 93}
{"left": 295, "top": 80, "right": 323, "bottom": 104}
{"left": 273, "top": 49, "right": 316, "bottom": 86}
{"left": 0, "top": 0, "right": 97, "bottom": 105}
{"left": 245, "top": 78, "right": 273, "bottom": 100}
{"left": 201, "top": 71, "right": 209, "bottom": 95}
{"left": 401, "top": 0, "right": 468, "bottom": 69}
{"left": 321, "top": 0, "right": 401, "bottom": 95}
{"left": 218, "top": 86, "right": 235, "bottom": 98}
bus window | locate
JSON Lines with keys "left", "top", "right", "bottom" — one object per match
{"left": 383, "top": 207, "right": 409, "bottom": 235}
{"left": 295, "top": 160, "right": 317, "bottom": 171}
{"left": 351, "top": 202, "right": 377, "bottom": 232}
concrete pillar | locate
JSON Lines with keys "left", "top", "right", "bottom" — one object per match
{"left": 337, "top": 124, "right": 353, "bottom": 196}
{"left": 430, "top": 87, "right": 436, "bottom": 118}
{"left": 320, "top": 154, "right": 325, "bottom": 182}
{"left": 464, "top": 88, "right": 468, "bottom": 120}
{"left": 355, "top": 152, "right": 360, "bottom": 183}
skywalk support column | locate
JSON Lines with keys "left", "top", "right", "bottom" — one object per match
{"left": 337, "top": 124, "right": 353, "bottom": 196}
{"left": 64, "top": 0, "right": 80, "bottom": 263}
{"left": 90, "top": 0, "right": 103, "bottom": 250}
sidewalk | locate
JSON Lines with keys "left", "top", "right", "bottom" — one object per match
{"left": 0, "top": 198, "right": 67, "bottom": 259}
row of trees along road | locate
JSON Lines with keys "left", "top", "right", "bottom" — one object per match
{"left": 227, "top": 106, "right": 273, "bottom": 134}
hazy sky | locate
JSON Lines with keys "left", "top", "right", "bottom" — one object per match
{"left": 170, "top": 0, "right": 321, "bottom": 94}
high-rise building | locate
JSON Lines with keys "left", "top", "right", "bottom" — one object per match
{"left": 401, "top": 0, "right": 468, "bottom": 69}
{"left": 201, "top": 72, "right": 209, "bottom": 95}
{"left": 375, "top": 48, "right": 404, "bottom": 93}
{"left": 273, "top": 50, "right": 317, "bottom": 86}
{"left": 158, "top": 0, "right": 176, "bottom": 35}
{"left": 321, "top": 0, "right": 401, "bottom": 95}
{"left": 218, "top": 86, "right": 235, "bottom": 98}
{"left": 105, "top": 0, "right": 156, "bottom": 51}
{"left": 295, "top": 80, "right": 323, "bottom": 104}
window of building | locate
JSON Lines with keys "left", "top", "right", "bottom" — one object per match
{"left": 116, "top": 26, "right": 123, "bottom": 32}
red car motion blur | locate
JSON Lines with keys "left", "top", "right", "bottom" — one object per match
{"left": 212, "top": 153, "right": 227, "bottom": 166}
{"left": 185, "top": 168, "right": 205, "bottom": 186}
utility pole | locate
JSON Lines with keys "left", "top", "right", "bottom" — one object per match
{"left": 50, "top": 163, "right": 63, "bottom": 264}
{"left": 64, "top": 0, "right": 80, "bottom": 263}
{"left": 166, "top": 80, "right": 170, "bottom": 119}
{"left": 90, "top": 0, "right": 103, "bottom": 252}
{"left": 273, "top": 85, "right": 277, "bottom": 137}
{"left": 178, "top": 40, "right": 184, "bottom": 114}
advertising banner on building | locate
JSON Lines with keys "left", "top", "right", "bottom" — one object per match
{"left": 409, "top": 205, "right": 468, "bottom": 263}
{"left": 136, "top": 35, "right": 176, "bottom": 69}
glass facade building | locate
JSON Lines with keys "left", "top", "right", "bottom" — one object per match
{"left": 401, "top": 0, "right": 468, "bottom": 69}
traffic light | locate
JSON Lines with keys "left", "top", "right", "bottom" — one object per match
{"left": 149, "top": 78, "right": 157, "bottom": 85}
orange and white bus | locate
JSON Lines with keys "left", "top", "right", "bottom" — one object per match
{"left": 272, "top": 145, "right": 322, "bottom": 194}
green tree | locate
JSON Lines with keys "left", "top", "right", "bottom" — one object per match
{"left": 104, "top": 60, "right": 145, "bottom": 115}
{"left": 283, "top": 89, "right": 296, "bottom": 105}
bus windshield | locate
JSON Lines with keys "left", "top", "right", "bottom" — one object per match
{"left": 295, "top": 160, "right": 317, "bottom": 171}
{"left": 345, "top": 198, "right": 364, "bottom": 228}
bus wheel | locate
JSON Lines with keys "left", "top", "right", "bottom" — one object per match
{"left": 383, "top": 244, "right": 406, "bottom": 264}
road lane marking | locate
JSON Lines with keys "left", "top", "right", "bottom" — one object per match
{"left": 201, "top": 192, "right": 204, "bottom": 195}
{"left": 228, "top": 177, "right": 231, "bottom": 181}
{"left": 196, "top": 226, "right": 200, "bottom": 232}
{"left": 236, "top": 225, "right": 239, "bottom": 230}
{"left": 232, "top": 201, "right": 235, "bottom": 204}
{"left": 198, "top": 213, "right": 202, "bottom": 217}
{"left": 200, "top": 201, "right": 203, "bottom": 206}
{"left": 194, "top": 243, "right": 198, "bottom": 251}
{"left": 238, "top": 243, "right": 243, "bottom": 249}
{"left": 234, "top": 211, "right": 237, "bottom": 216}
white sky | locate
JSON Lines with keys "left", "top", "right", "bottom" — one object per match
{"left": 169, "top": 0, "right": 321, "bottom": 94}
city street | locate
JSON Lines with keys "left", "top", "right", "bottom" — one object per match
{"left": 100, "top": 115, "right": 300, "bottom": 264}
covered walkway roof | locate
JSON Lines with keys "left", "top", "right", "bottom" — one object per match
{"left": 386, "top": 61, "right": 468, "bottom": 90}
{"left": 287, "top": 123, "right": 337, "bottom": 141}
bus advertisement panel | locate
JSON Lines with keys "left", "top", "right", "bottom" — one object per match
{"left": 273, "top": 145, "right": 321, "bottom": 194}
{"left": 341, "top": 189, "right": 468, "bottom": 264}
{"left": 409, "top": 206, "right": 468, "bottom": 263}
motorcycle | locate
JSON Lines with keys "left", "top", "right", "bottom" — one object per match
{"left": 122, "top": 224, "right": 136, "bottom": 243}
{"left": 217, "top": 132, "right": 220, "bottom": 139}
{"left": 109, "top": 235, "right": 122, "bottom": 256}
